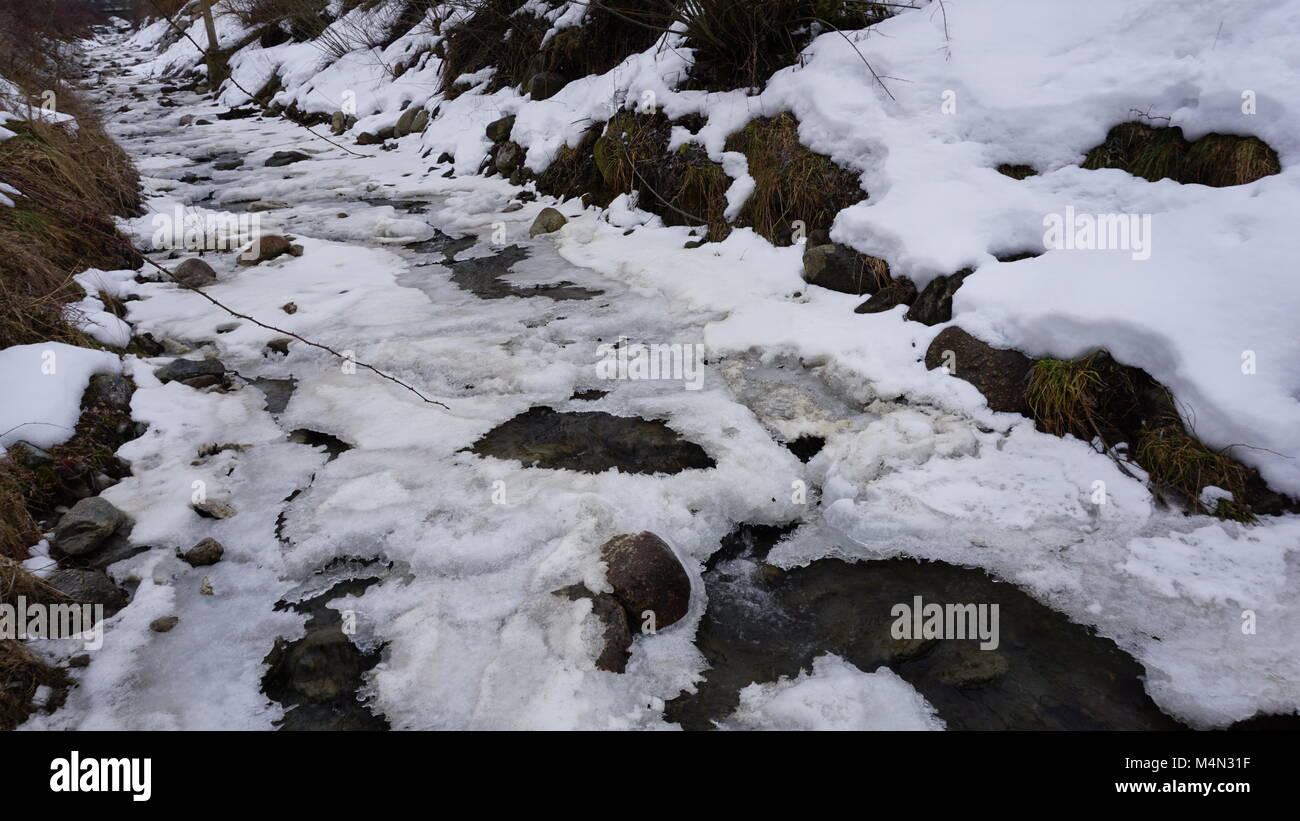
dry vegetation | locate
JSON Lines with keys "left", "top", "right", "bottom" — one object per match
{"left": 0, "top": 0, "right": 142, "bottom": 729}
{"left": 1083, "top": 121, "right": 1280, "bottom": 187}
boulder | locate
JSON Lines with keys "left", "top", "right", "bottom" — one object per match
{"left": 528, "top": 207, "right": 567, "bottom": 237}
{"left": 906, "top": 268, "right": 973, "bottom": 326}
{"left": 171, "top": 257, "right": 218, "bottom": 288}
{"left": 855, "top": 277, "right": 917, "bottom": 314}
{"left": 155, "top": 357, "right": 224, "bottom": 384}
{"left": 45, "top": 568, "right": 129, "bottom": 615}
{"left": 925, "top": 326, "right": 1034, "bottom": 414}
{"left": 265, "top": 150, "right": 309, "bottom": 167}
{"left": 599, "top": 532, "right": 691, "bottom": 630}
{"left": 394, "top": 105, "right": 425, "bottom": 137}
{"left": 528, "top": 71, "right": 567, "bottom": 101}
{"left": 330, "top": 110, "right": 346, "bottom": 135}
{"left": 485, "top": 115, "right": 515, "bottom": 143}
{"left": 183, "top": 537, "right": 224, "bottom": 567}
{"left": 86, "top": 373, "right": 132, "bottom": 411}
{"left": 801, "top": 243, "right": 888, "bottom": 296}
{"left": 494, "top": 141, "right": 523, "bottom": 175}
{"left": 236, "top": 234, "right": 298, "bottom": 266}
{"left": 192, "top": 499, "right": 237, "bottom": 520}
{"left": 52, "top": 497, "right": 129, "bottom": 556}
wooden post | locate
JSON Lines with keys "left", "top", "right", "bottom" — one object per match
{"left": 198, "top": 0, "right": 223, "bottom": 88}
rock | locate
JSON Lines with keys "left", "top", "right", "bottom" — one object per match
{"left": 905, "top": 268, "right": 973, "bottom": 326}
{"left": 801, "top": 243, "right": 888, "bottom": 296}
{"left": 502, "top": 202, "right": 524, "bottom": 213}
{"left": 938, "top": 645, "right": 1009, "bottom": 687}
{"left": 330, "top": 110, "right": 346, "bottom": 135}
{"left": 528, "top": 71, "right": 566, "bottom": 101}
{"left": 192, "top": 499, "right": 237, "bottom": 519}
{"left": 194, "top": 118, "right": 212, "bottom": 125}
{"left": 855, "top": 276, "right": 917, "bottom": 314}
{"left": 485, "top": 115, "right": 515, "bottom": 143}
{"left": 86, "top": 373, "right": 132, "bottom": 411}
{"left": 5, "top": 440, "right": 53, "bottom": 469}
{"left": 925, "top": 326, "right": 1034, "bottom": 414}
{"left": 183, "top": 537, "right": 224, "bottom": 567}
{"left": 556, "top": 584, "right": 633, "bottom": 673}
{"left": 528, "top": 207, "right": 567, "bottom": 237}
{"left": 199, "top": 577, "right": 214, "bottom": 596}
{"left": 155, "top": 357, "right": 225, "bottom": 384}
{"left": 236, "top": 234, "right": 296, "bottom": 266}
{"left": 394, "top": 105, "right": 423, "bottom": 137}
{"left": 281, "top": 302, "right": 298, "bottom": 314}
{"left": 410, "top": 109, "right": 429, "bottom": 134}
{"left": 45, "top": 569, "right": 128, "bottom": 615}
{"left": 87, "top": 533, "right": 149, "bottom": 571}
{"left": 213, "top": 158, "right": 242, "bottom": 170}
{"left": 263, "top": 630, "right": 362, "bottom": 702}
{"left": 495, "top": 141, "right": 523, "bottom": 175}
{"left": 150, "top": 616, "right": 180, "bottom": 633}
{"left": 247, "top": 200, "right": 290, "bottom": 212}
{"left": 68, "top": 654, "right": 91, "bottom": 668}
{"left": 171, "top": 257, "right": 218, "bottom": 288}
{"left": 265, "top": 338, "right": 292, "bottom": 356}
{"left": 180, "top": 374, "right": 224, "bottom": 390}
{"left": 599, "top": 532, "right": 692, "bottom": 630}
{"left": 436, "top": 151, "right": 454, "bottom": 165}
{"left": 53, "top": 497, "right": 129, "bottom": 556}
{"left": 178, "top": 114, "right": 193, "bottom": 126}
{"left": 265, "top": 150, "right": 309, "bottom": 167}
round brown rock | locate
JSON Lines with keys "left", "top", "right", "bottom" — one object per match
{"left": 599, "top": 532, "right": 691, "bottom": 629}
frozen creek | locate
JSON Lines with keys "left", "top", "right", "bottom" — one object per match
{"left": 28, "top": 31, "right": 1300, "bottom": 731}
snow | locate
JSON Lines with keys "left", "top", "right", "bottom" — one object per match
{"left": 0, "top": 343, "right": 122, "bottom": 451}
{"left": 723, "top": 655, "right": 946, "bottom": 731}
{"left": 39, "top": 0, "right": 1300, "bottom": 730}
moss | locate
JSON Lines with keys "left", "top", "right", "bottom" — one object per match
{"left": 725, "top": 112, "right": 865, "bottom": 245}
{"left": 1083, "top": 122, "right": 1280, "bottom": 187}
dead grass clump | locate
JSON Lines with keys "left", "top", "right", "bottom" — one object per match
{"left": 0, "top": 470, "right": 40, "bottom": 561}
{"left": 725, "top": 112, "right": 865, "bottom": 244}
{"left": 1083, "top": 122, "right": 1280, "bottom": 187}
{"left": 0, "top": 636, "right": 72, "bottom": 731}
{"left": 1136, "top": 423, "right": 1255, "bottom": 522}
{"left": 536, "top": 124, "right": 607, "bottom": 203}
{"left": 438, "top": 0, "right": 526, "bottom": 96}
{"left": 589, "top": 109, "right": 731, "bottom": 236}
{"left": 0, "top": 118, "right": 142, "bottom": 348}
{"left": 680, "top": 0, "right": 892, "bottom": 91}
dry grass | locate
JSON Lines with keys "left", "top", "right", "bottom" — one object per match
{"left": 1026, "top": 355, "right": 1111, "bottom": 439}
{"left": 1083, "top": 122, "right": 1280, "bottom": 187}
{"left": 1136, "top": 422, "right": 1255, "bottom": 522}
{"left": 0, "top": 636, "right": 71, "bottom": 731}
{"left": 725, "top": 112, "right": 865, "bottom": 244}
{"left": 0, "top": 471, "right": 41, "bottom": 561}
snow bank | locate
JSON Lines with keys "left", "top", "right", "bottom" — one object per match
{"left": 723, "top": 655, "right": 945, "bottom": 731}
{"left": 0, "top": 343, "right": 122, "bottom": 450}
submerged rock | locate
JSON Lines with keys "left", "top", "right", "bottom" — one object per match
{"left": 155, "top": 357, "right": 225, "bottom": 384}
{"left": 469, "top": 407, "right": 714, "bottom": 475}
{"left": 265, "top": 150, "right": 309, "bottom": 167}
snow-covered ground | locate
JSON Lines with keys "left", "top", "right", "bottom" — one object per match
{"left": 18, "top": 1, "right": 1300, "bottom": 729}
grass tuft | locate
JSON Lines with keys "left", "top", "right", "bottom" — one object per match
{"left": 1083, "top": 122, "right": 1280, "bottom": 187}
{"left": 725, "top": 112, "right": 865, "bottom": 245}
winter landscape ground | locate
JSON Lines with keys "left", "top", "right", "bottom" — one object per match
{"left": 1, "top": 0, "right": 1298, "bottom": 734}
